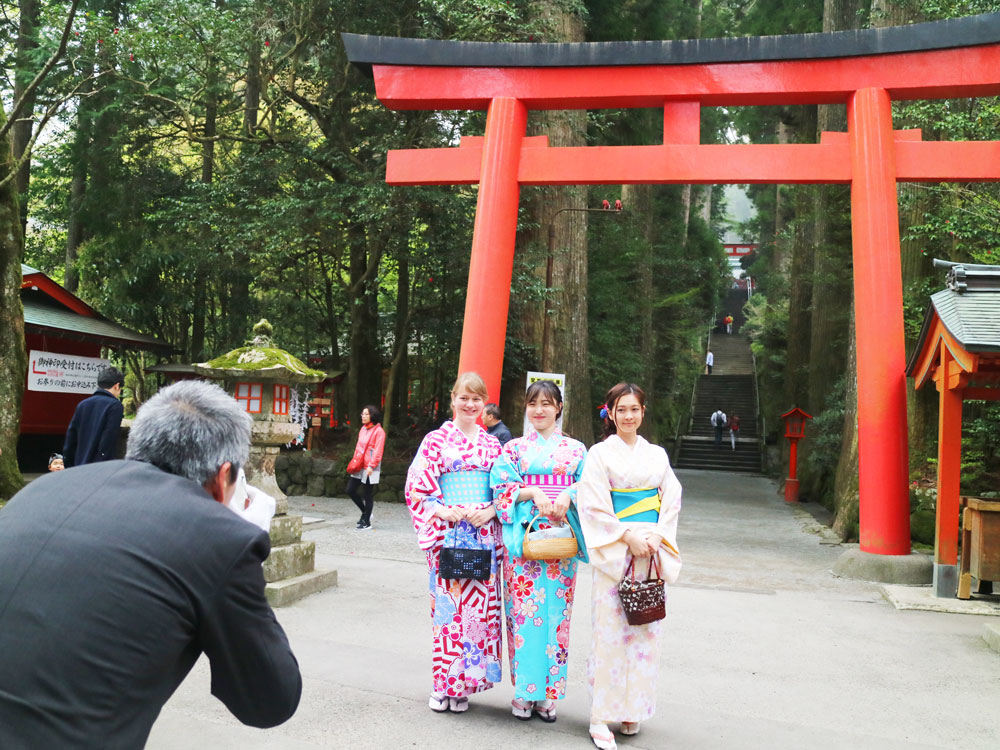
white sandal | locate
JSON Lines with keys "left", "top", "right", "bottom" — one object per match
{"left": 533, "top": 698, "right": 557, "bottom": 722}
{"left": 590, "top": 723, "right": 617, "bottom": 750}
{"left": 448, "top": 696, "right": 469, "bottom": 713}
{"left": 511, "top": 697, "right": 532, "bottom": 720}
{"left": 620, "top": 721, "right": 640, "bottom": 736}
{"left": 428, "top": 692, "right": 448, "bottom": 713}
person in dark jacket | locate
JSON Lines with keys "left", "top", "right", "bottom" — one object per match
{"left": 483, "top": 402, "right": 513, "bottom": 445}
{"left": 0, "top": 380, "right": 302, "bottom": 749}
{"left": 62, "top": 365, "right": 126, "bottom": 466}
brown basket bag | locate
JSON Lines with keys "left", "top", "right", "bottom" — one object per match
{"left": 617, "top": 556, "right": 666, "bottom": 625}
{"left": 521, "top": 511, "right": 579, "bottom": 561}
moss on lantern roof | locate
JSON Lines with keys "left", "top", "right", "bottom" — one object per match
{"left": 195, "top": 319, "right": 326, "bottom": 383}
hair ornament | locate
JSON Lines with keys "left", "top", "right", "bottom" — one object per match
{"left": 598, "top": 403, "right": 609, "bottom": 419}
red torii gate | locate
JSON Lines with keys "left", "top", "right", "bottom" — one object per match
{"left": 344, "top": 13, "right": 1000, "bottom": 566}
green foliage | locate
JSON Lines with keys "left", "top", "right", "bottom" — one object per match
{"left": 802, "top": 376, "right": 846, "bottom": 509}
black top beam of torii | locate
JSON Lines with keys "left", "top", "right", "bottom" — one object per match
{"left": 343, "top": 12, "right": 1000, "bottom": 72}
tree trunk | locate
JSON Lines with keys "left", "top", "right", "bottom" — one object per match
{"left": 522, "top": 6, "right": 591, "bottom": 442}
{"left": 0, "top": 100, "right": 27, "bottom": 498}
{"left": 13, "top": 0, "right": 40, "bottom": 237}
{"left": 192, "top": 49, "right": 219, "bottom": 362}
{"left": 801, "top": 0, "right": 869, "bottom": 505}
{"left": 64, "top": 63, "right": 95, "bottom": 293}
{"left": 833, "top": 309, "right": 860, "bottom": 539}
{"left": 346, "top": 224, "right": 381, "bottom": 424}
{"left": 392, "top": 249, "right": 410, "bottom": 425}
{"left": 622, "top": 183, "right": 657, "bottom": 440}
{"left": 782, "top": 98, "right": 819, "bottom": 415}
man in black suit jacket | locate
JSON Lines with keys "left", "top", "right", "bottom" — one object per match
{"left": 0, "top": 380, "right": 302, "bottom": 749}
{"left": 62, "top": 365, "right": 126, "bottom": 466}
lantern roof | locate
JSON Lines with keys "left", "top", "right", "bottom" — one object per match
{"left": 194, "top": 319, "right": 326, "bottom": 384}
{"left": 780, "top": 406, "right": 812, "bottom": 421}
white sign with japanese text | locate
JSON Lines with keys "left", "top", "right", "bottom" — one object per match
{"left": 28, "top": 350, "right": 111, "bottom": 394}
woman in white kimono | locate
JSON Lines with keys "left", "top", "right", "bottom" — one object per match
{"left": 577, "top": 382, "right": 682, "bottom": 750}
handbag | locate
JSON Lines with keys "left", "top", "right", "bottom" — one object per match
{"left": 346, "top": 454, "right": 364, "bottom": 475}
{"left": 438, "top": 525, "right": 492, "bottom": 581}
{"left": 617, "top": 556, "right": 666, "bottom": 626}
{"left": 522, "top": 511, "right": 579, "bottom": 561}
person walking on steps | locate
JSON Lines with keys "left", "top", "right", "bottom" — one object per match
{"left": 711, "top": 409, "right": 727, "bottom": 448}
{"left": 706, "top": 350, "right": 714, "bottom": 375}
{"left": 729, "top": 413, "right": 740, "bottom": 451}
{"left": 725, "top": 315, "right": 734, "bottom": 334}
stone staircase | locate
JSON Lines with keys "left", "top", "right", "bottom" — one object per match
{"left": 673, "top": 290, "right": 762, "bottom": 473}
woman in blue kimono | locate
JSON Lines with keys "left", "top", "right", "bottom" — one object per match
{"left": 490, "top": 380, "right": 588, "bottom": 722}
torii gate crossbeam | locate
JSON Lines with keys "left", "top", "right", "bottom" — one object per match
{"left": 344, "top": 13, "right": 1000, "bottom": 577}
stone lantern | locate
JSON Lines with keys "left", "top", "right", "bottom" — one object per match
{"left": 195, "top": 319, "right": 337, "bottom": 605}
{"left": 196, "top": 319, "right": 324, "bottom": 500}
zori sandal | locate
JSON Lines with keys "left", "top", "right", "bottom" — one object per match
{"left": 589, "top": 723, "right": 617, "bottom": 750}
{"left": 533, "top": 699, "right": 557, "bottom": 723}
{"left": 620, "top": 721, "right": 641, "bottom": 736}
{"left": 448, "top": 696, "right": 469, "bottom": 713}
{"left": 511, "top": 697, "right": 532, "bottom": 720}
{"left": 428, "top": 692, "right": 448, "bottom": 713}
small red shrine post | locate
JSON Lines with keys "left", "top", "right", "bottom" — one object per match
{"left": 344, "top": 13, "right": 1000, "bottom": 559}
{"left": 780, "top": 407, "right": 812, "bottom": 504}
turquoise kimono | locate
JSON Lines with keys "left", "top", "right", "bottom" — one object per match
{"left": 490, "top": 429, "right": 588, "bottom": 701}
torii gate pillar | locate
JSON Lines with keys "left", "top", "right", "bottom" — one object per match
{"left": 457, "top": 98, "right": 527, "bottom": 403}
{"left": 848, "top": 88, "right": 911, "bottom": 555}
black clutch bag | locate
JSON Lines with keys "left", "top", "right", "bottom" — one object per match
{"left": 438, "top": 526, "right": 492, "bottom": 581}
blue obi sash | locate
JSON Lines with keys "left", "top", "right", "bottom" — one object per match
{"left": 612, "top": 487, "right": 660, "bottom": 523}
{"left": 439, "top": 469, "right": 491, "bottom": 506}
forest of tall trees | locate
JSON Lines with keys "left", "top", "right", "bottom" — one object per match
{"left": 2, "top": 0, "right": 999, "bottom": 542}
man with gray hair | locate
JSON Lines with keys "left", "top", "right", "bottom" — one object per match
{"left": 0, "top": 380, "right": 302, "bottom": 749}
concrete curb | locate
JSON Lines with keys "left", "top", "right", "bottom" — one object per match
{"left": 832, "top": 548, "right": 932, "bottom": 584}
{"left": 984, "top": 624, "right": 1000, "bottom": 654}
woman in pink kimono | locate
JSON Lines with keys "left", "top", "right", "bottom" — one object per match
{"left": 404, "top": 372, "right": 504, "bottom": 714}
{"left": 577, "top": 382, "right": 682, "bottom": 750}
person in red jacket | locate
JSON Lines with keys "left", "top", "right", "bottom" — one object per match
{"left": 347, "top": 404, "right": 386, "bottom": 530}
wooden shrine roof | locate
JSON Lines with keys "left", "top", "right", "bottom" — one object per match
{"left": 907, "top": 262, "right": 1000, "bottom": 388}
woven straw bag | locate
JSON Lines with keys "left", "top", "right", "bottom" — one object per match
{"left": 521, "top": 511, "right": 579, "bottom": 561}
{"left": 617, "top": 556, "right": 666, "bottom": 625}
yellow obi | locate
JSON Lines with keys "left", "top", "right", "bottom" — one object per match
{"left": 611, "top": 487, "right": 660, "bottom": 523}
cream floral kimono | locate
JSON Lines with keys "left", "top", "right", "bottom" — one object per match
{"left": 577, "top": 434, "right": 682, "bottom": 724}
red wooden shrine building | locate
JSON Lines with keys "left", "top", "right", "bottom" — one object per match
{"left": 344, "top": 13, "right": 1000, "bottom": 588}
{"left": 907, "top": 261, "right": 1000, "bottom": 597}
{"left": 19, "top": 264, "right": 172, "bottom": 468}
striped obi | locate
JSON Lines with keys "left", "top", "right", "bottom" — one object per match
{"left": 439, "top": 469, "right": 492, "bottom": 506}
{"left": 612, "top": 487, "right": 661, "bottom": 523}
{"left": 523, "top": 473, "right": 574, "bottom": 502}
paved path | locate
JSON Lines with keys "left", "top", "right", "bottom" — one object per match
{"left": 147, "top": 470, "right": 1000, "bottom": 749}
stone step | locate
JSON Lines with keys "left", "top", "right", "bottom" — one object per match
{"left": 266, "top": 568, "right": 339, "bottom": 608}
{"left": 269, "top": 514, "right": 302, "bottom": 547}
{"left": 263, "top": 540, "right": 316, "bottom": 583}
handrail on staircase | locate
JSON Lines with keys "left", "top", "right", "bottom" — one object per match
{"left": 675, "top": 310, "right": 716, "bottom": 457}
{"left": 750, "top": 339, "right": 766, "bottom": 473}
